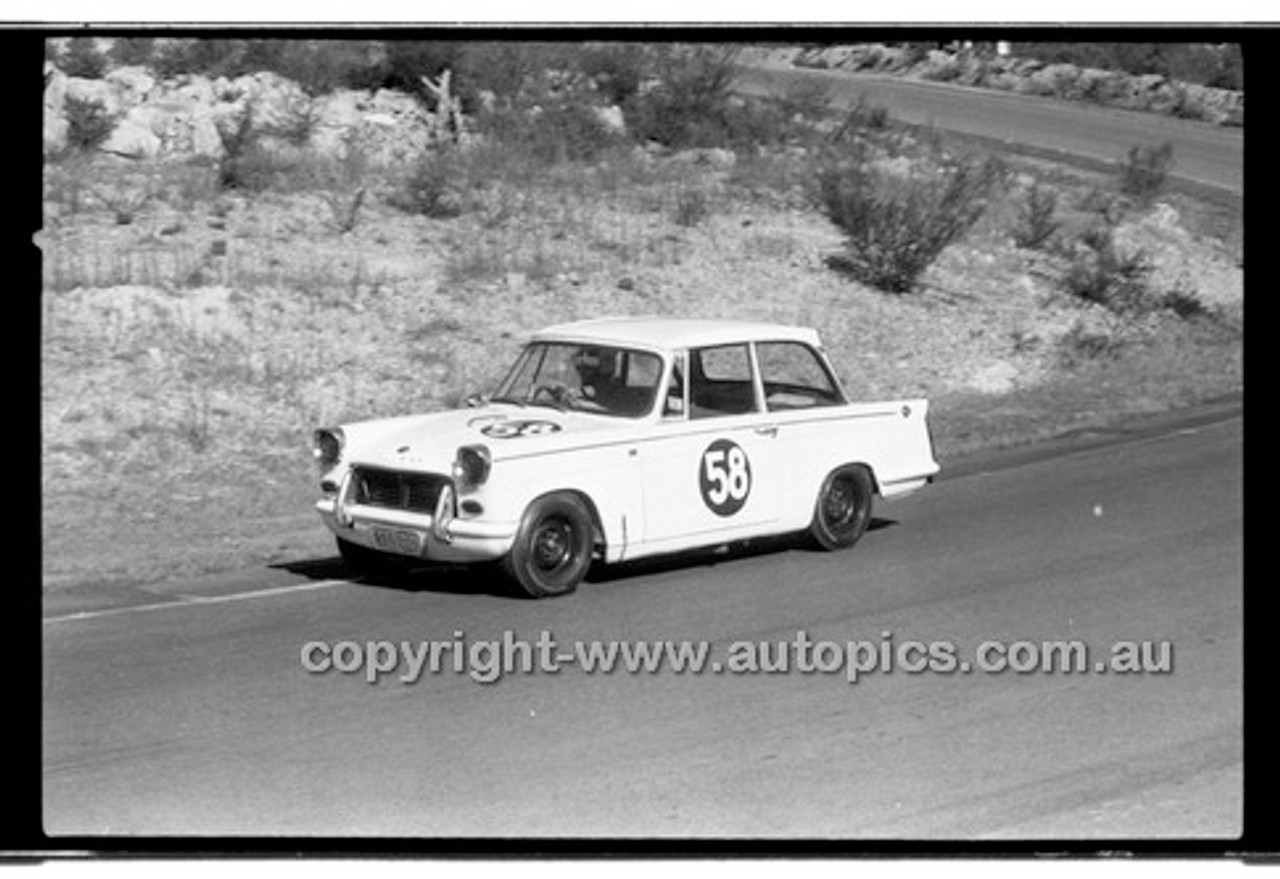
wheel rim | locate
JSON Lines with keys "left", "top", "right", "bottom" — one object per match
{"left": 823, "top": 475, "right": 859, "bottom": 533}
{"left": 531, "top": 516, "right": 573, "bottom": 572}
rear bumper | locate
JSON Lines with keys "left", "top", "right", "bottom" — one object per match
{"left": 878, "top": 460, "right": 940, "bottom": 499}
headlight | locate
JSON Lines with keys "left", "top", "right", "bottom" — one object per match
{"left": 452, "top": 444, "right": 492, "bottom": 488}
{"left": 313, "top": 427, "right": 345, "bottom": 470}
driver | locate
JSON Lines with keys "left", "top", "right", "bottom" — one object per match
{"left": 572, "top": 347, "right": 617, "bottom": 404}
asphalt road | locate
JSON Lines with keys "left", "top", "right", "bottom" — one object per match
{"left": 43, "top": 407, "right": 1242, "bottom": 840}
{"left": 732, "top": 64, "right": 1244, "bottom": 196}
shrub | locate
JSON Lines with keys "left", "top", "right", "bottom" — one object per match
{"left": 63, "top": 95, "right": 117, "bottom": 153}
{"left": 322, "top": 187, "right": 366, "bottom": 234}
{"left": 578, "top": 42, "right": 647, "bottom": 105}
{"left": 214, "top": 104, "right": 283, "bottom": 192}
{"left": 62, "top": 37, "right": 108, "bottom": 79}
{"left": 108, "top": 37, "right": 156, "bottom": 68}
{"left": 1168, "top": 85, "right": 1210, "bottom": 122}
{"left": 673, "top": 187, "right": 710, "bottom": 227}
{"left": 1161, "top": 285, "right": 1209, "bottom": 320}
{"left": 624, "top": 45, "right": 740, "bottom": 150}
{"left": 1011, "top": 184, "right": 1060, "bottom": 250}
{"left": 815, "top": 150, "right": 1004, "bottom": 293}
{"left": 151, "top": 38, "right": 252, "bottom": 80}
{"left": 1061, "top": 223, "right": 1154, "bottom": 314}
{"left": 1118, "top": 142, "right": 1175, "bottom": 204}
{"left": 246, "top": 39, "right": 384, "bottom": 96}
{"left": 827, "top": 98, "right": 891, "bottom": 144}
{"left": 776, "top": 79, "right": 834, "bottom": 124}
{"left": 1058, "top": 320, "right": 1125, "bottom": 365}
{"left": 312, "top": 140, "right": 371, "bottom": 233}
{"left": 389, "top": 151, "right": 465, "bottom": 219}
{"left": 527, "top": 104, "right": 623, "bottom": 164}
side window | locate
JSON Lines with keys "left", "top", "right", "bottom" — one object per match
{"left": 623, "top": 350, "right": 662, "bottom": 389}
{"left": 757, "top": 341, "right": 842, "bottom": 411}
{"left": 689, "top": 344, "right": 759, "bottom": 419}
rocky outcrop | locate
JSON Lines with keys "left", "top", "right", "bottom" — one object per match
{"left": 43, "top": 63, "right": 459, "bottom": 164}
{"left": 793, "top": 44, "right": 1244, "bottom": 127}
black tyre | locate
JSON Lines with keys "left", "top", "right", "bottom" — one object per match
{"left": 808, "top": 464, "right": 874, "bottom": 551}
{"left": 502, "top": 493, "right": 595, "bottom": 598}
{"left": 336, "top": 536, "right": 412, "bottom": 577}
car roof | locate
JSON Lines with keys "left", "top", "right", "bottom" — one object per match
{"left": 531, "top": 317, "right": 823, "bottom": 352}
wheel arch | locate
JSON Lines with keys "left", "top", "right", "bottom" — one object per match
{"left": 523, "top": 486, "right": 608, "bottom": 555}
{"left": 829, "top": 459, "right": 882, "bottom": 496}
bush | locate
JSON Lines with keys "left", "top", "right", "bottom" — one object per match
{"left": 673, "top": 187, "right": 711, "bottom": 227}
{"left": 1061, "top": 224, "right": 1154, "bottom": 314}
{"left": 815, "top": 149, "right": 1004, "bottom": 293}
{"left": 1118, "top": 142, "right": 1175, "bottom": 204}
{"left": 775, "top": 79, "right": 834, "bottom": 124}
{"left": 214, "top": 105, "right": 273, "bottom": 192}
{"left": 389, "top": 151, "right": 465, "bottom": 219}
{"left": 472, "top": 98, "right": 623, "bottom": 166}
{"left": 827, "top": 98, "right": 891, "bottom": 144}
{"left": 108, "top": 37, "right": 156, "bottom": 68}
{"left": 246, "top": 39, "right": 385, "bottom": 96}
{"left": 578, "top": 42, "right": 647, "bottom": 105}
{"left": 1161, "top": 285, "right": 1209, "bottom": 320}
{"left": 151, "top": 39, "right": 252, "bottom": 80}
{"left": 1058, "top": 320, "right": 1125, "bottom": 365}
{"left": 63, "top": 95, "right": 117, "bottom": 153}
{"left": 624, "top": 45, "right": 741, "bottom": 149}
{"left": 62, "top": 37, "right": 108, "bottom": 79}
{"left": 1011, "top": 184, "right": 1060, "bottom": 250}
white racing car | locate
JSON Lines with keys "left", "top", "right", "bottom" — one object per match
{"left": 312, "top": 317, "right": 940, "bottom": 598}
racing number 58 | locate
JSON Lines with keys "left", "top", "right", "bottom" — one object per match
{"left": 700, "top": 439, "right": 751, "bottom": 516}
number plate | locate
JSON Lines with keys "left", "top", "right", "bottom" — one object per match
{"left": 370, "top": 526, "right": 423, "bottom": 557}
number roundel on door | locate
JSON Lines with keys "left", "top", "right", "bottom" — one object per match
{"left": 699, "top": 439, "right": 752, "bottom": 516}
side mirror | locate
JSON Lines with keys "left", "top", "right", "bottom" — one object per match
{"left": 464, "top": 393, "right": 489, "bottom": 408}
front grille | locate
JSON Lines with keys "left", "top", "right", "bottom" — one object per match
{"left": 350, "top": 467, "right": 449, "bottom": 514}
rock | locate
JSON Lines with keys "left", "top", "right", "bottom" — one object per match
{"left": 1114, "top": 203, "right": 1242, "bottom": 309}
{"left": 64, "top": 76, "right": 117, "bottom": 114}
{"left": 1020, "top": 63, "right": 1081, "bottom": 98}
{"left": 189, "top": 107, "right": 224, "bottom": 158}
{"left": 869, "top": 155, "right": 915, "bottom": 179}
{"left": 968, "top": 361, "right": 1019, "bottom": 394}
{"left": 593, "top": 104, "right": 626, "bottom": 136}
{"left": 99, "top": 109, "right": 161, "bottom": 159}
{"left": 44, "top": 64, "right": 69, "bottom": 155}
{"left": 104, "top": 65, "right": 156, "bottom": 107}
{"left": 1071, "top": 67, "right": 1119, "bottom": 102}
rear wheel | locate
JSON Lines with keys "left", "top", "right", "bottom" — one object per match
{"left": 808, "top": 464, "right": 874, "bottom": 550}
{"left": 502, "top": 493, "right": 594, "bottom": 598}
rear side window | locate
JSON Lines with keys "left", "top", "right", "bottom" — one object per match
{"left": 756, "top": 341, "right": 842, "bottom": 411}
{"left": 689, "top": 344, "right": 758, "bottom": 419}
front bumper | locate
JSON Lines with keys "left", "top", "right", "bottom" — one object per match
{"left": 315, "top": 474, "right": 517, "bottom": 563}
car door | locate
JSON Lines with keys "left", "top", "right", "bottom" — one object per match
{"left": 636, "top": 344, "right": 785, "bottom": 555}
{"left": 753, "top": 338, "right": 852, "bottom": 526}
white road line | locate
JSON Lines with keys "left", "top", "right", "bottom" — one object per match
{"left": 43, "top": 578, "right": 353, "bottom": 625}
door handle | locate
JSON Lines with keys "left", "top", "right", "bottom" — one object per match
{"left": 755, "top": 425, "right": 779, "bottom": 438}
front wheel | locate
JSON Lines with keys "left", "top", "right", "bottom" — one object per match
{"left": 808, "top": 464, "right": 874, "bottom": 551}
{"left": 502, "top": 493, "right": 595, "bottom": 598}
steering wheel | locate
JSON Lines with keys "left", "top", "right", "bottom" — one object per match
{"left": 532, "top": 382, "right": 580, "bottom": 409}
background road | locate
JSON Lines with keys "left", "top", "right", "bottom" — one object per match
{"left": 43, "top": 410, "right": 1242, "bottom": 839}
{"left": 733, "top": 64, "right": 1244, "bottom": 196}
